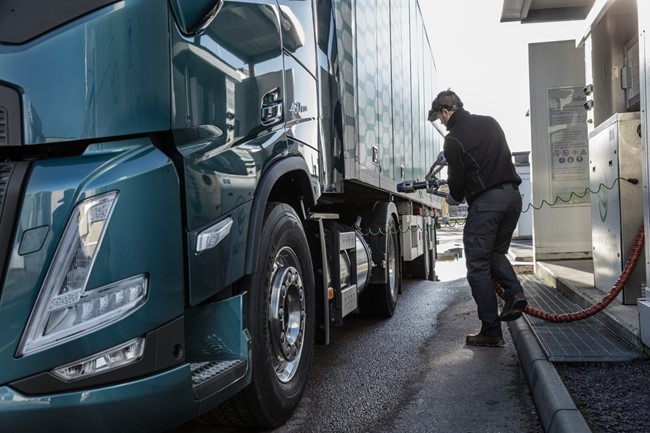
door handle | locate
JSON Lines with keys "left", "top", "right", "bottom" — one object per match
{"left": 261, "top": 87, "right": 283, "bottom": 125}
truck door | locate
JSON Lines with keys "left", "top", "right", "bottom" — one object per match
{"left": 170, "top": 0, "right": 287, "bottom": 304}
{"left": 277, "top": 0, "right": 320, "bottom": 181}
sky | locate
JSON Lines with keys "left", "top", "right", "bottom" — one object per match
{"left": 420, "top": 0, "right": 587, "bottom": 152}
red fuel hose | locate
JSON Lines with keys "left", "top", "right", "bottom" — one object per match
{"left": 493, "top": 225, "right": 645, "bottom": 323}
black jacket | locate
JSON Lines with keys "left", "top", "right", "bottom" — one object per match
{"left": 443, "top": 109, "right": 521, "bottom": 205}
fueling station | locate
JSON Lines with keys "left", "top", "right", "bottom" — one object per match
{"left": 497, "top": 0, "right": 650, "bottom": 350}
{"left": 1, "top": 1, "right": 649, "bottom": 431}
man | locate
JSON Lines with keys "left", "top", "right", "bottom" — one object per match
{"left": 428, "top": 89, "right": 527, "bottom": 347}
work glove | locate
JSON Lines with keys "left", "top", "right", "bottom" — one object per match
{"left": 445, "top": 193, "right": 462, "bottom": 206}
{"left": 435, "top": 151, "right": 447, "bottom": 166}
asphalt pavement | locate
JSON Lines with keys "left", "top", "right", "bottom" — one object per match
{"left": 436, "top": 226, "right": 591, "bottom": 433}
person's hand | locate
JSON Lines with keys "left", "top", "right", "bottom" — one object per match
{"left": 445, "top": 193, "right": 461, "bottom": 206}
{"left": 435, "top": 151, "right": 447, "bottom": 166}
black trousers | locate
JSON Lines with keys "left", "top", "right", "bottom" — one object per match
{"left": 463, "top": 184, "right": 523, "bottom": 337}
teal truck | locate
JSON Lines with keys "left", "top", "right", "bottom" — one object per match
{"left": 0, "top": 0, "right": 440, "bottom": 431}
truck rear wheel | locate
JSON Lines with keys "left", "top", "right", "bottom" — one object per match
{"left": 361, "top": 203, "right": 401, "bottom": 317}
{"left": 209, "top": 202, "right": 315, "bottom": 427}
{"left": 429, "top": 221, "right": 437, "bottom": 281}
{"left": 410, "top": 220, "right": 436, "bottom": 281}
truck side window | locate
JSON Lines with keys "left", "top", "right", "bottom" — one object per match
{"left": 171, "top": 1, "right": 284, "bottom": 144}
{"left": 278, "top": 0, "right": 317, "bottom": 75}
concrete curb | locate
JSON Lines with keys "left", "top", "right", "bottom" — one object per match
{"left": 508, "top": 317, "right": 592, "bottom": 433}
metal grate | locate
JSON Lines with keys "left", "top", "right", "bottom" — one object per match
{"left": 519, "top": 274, "right": 644, "bottom": 362}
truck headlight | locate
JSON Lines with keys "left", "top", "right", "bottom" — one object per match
{"left": 17, "top": 191, "right": 148, "bottom": 356}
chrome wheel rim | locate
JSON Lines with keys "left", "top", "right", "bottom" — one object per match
{"left": 269, "top": 246, "right": 306, "bottom": 383}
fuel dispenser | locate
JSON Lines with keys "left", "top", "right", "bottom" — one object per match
{"left": 589, "top": 112, "right": 645, "bottom": 304}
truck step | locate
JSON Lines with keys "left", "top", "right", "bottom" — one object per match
{"left": 190, "top": 359, "right": 248, "bottom": 399}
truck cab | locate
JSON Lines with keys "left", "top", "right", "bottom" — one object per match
{"left": 0, "top": 1, "right": 440, "bottom": 431}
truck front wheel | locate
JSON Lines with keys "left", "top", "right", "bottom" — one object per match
{"left": 224, "top": 202, "right": 315, "bottom": 427}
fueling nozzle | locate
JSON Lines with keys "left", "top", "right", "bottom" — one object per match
{"left": 397, "top": 178, "right": 448, "bottom": 196}
{"left": 397, "top": 151, "right": 448, "bottom": 197}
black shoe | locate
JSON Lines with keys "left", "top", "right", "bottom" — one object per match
{"left": 499, "top": 292, "right": 528, "bottom": 321}
{"left": 466, "top": 332, "right": 505, "bottom": 347}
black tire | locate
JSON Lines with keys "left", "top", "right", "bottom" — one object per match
{"left": 361, "top": 203, "right": 400, "bottom": 317}
{"left": 207, "top": 202, "right": 315, "bottom": 427}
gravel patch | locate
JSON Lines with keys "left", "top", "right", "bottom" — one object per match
{"left": 555, "top": 360, "right": 650, "bottom": 433}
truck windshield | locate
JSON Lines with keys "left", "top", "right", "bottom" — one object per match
{"left": 0, "top": 0, "right": 120, "bottom": 44}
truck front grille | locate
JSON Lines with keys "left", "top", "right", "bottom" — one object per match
{"left": 0, "top": 163, "right": 13, "bottom": 207}
{"left": 0, "top": 83, "right": 22, "bottom": 146}
{"left": 0, "top": 107, "right": 7, "bottom": 145}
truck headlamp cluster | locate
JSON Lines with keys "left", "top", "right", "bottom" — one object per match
{"left": 17, "top": 191, "right": 148, "bottom": 357}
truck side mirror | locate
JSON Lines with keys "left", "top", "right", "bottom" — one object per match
{"left": 169, "top": 0, "right": 224, "bottom": 36}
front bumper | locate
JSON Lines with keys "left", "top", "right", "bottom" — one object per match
{"left": 0, "top": 365, "right": 198, "bottom": 433}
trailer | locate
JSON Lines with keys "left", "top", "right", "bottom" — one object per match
{"left": 0, "top": 0, "right": 440, "bottom": 430}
